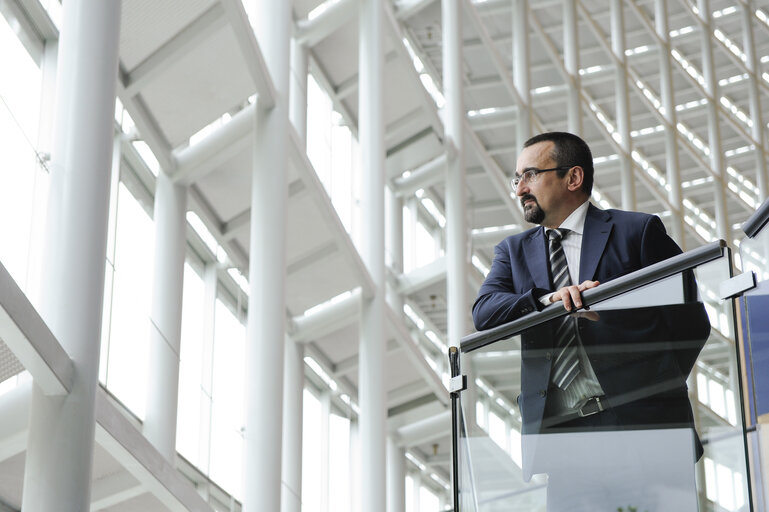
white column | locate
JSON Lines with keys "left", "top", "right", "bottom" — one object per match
{"left": 22, "top": 1, "right": 122, "bottom": 510}
{"left": 443, "top": 0, "right": 467, "bottom": 353}
{"left": 611, "top": 0, "right": 635, "bottom": 211}
{"left": 320, "top": 392, "right": 331, "bottom": 512}
{"left": 281, "top": 335, "right": 304, "bottom": 512}
{"left": 563, "top": 0, "right": 582, "bottom": 136}
{"left": 282, "top": 30, "right": 309, "bottom": 512}
{"left": 290, "top": 38, "right": 309, "bottom": 146}
{"left": 386, "top": 187, "right": 404, "bottom": 312}
{"left": 244, "top": 1, "right": 291, "bottom": 510}
{"left": 741, "top": 0, "right": 768, "bottom": 201}
{"left": 358, "top": 0, "right": 387, "bottom": 510}
{"left": 697, "top": 0, "right": 731, "bottom": 243}
{"left": 387, "top": 438, "right": 406, "bottom": 512}
{"left": 199, "top": 263, "right": 218, "bottom": 472}
{"left": 349, "top": 419, "right": 361, "bottom": 512}
{"left": 512, "top": 0, "right": 532, "bottom": 149}
{"left": 655, "top": 0, "right": 685, "bottom": 247}
{"left": 144, "top": 172, "right": 187, "bottom": 460}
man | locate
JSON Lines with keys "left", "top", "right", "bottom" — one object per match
{"left": 472, "top": 132, "right": 709, "bottom": 456}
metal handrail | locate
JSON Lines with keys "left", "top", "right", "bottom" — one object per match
{"left": 460, "top": 240, "right": 726, "bottom": 353}
{"left": 742, "top": 197, "right": 769, "bottom": 238}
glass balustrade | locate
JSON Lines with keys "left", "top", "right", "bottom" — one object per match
{"left": 452, "top": 241, "right": 752, "bottom": 512}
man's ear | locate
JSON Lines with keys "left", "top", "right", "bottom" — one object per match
{"left": 567, "top": 166, "right": 584, "bottom": 192}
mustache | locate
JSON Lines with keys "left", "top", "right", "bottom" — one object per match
{"left": 520, "top": 194, "right": 538, "bottom": 207}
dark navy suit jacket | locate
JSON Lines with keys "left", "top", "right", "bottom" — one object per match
{"left": 472, "top": 204, "right": 709, "bottom": 452}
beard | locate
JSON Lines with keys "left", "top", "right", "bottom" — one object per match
{"left": 521, "top": 194, "right": 545, "bottom": 224}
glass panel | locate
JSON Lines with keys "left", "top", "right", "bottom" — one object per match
{"left": 454, "top": 254, "right": 750, "bottom": 511}
{"left": 739, "top": 223, "right": 769, "bottom": 429}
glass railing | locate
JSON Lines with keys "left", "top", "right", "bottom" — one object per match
{"left": 451, "top": 240, "right": 753, "bottom": 511}
{"left": 738, "top": 196, "right": 769, "bottom": 511}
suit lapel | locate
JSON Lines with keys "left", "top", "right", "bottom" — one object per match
{"left": 523, "top": 227, "right": 551, "bottom": 289}
{"left": 580, "top": 204, "right": 613, "bottom": 282}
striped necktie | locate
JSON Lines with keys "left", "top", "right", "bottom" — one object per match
{"left": 547, "top": 228, "right": 580, "bottom": 390}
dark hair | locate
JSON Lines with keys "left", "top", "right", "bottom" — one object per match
{"left": 523, "top": 132, "right": 594, "bottom": 195}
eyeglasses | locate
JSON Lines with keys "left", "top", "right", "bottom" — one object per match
{"left": 511, "top": 166, "right": 573, "bottom": 189}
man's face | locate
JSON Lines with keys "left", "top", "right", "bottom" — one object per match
{"left": 514, "top": 140, "right": 568, "bottom": 226}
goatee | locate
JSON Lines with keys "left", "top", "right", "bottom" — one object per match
{"left": 521, "top": 195, "right": 545, "bottom": 224}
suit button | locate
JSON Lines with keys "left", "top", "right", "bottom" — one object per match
{"left": 539, "top": 390, "right": 547, "bottom": 398}
{"left": 522, "top": 306, "right": 532, "bottom": 313}
{"left": 545, "top": 352, "right": 553, "bottom": 361}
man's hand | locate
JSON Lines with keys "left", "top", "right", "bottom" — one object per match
{"left": 550, "top": 280, "right": 600, "bottom": 311}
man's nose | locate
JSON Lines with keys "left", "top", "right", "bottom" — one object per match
{"left": 515, "top": 179, "right": 528, "bottom": 196}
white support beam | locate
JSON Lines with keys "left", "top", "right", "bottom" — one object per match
{"left": 394, "top": 411, "right": 451, "bottom": 447}
{"left": 334, "top": 339, "right": 401, "bottom": 379}
{"left": 292, "top": 289, "right": 362, "bottom": 342}
{"left": 94, "top": 390, "right": 214, "bottom": 512}
{"left": 472, "top": 225, "right": 522, "bottom": 247}
{"left": 467, "top": 125, "right": 526, "bottom": 226}
{"left": 387, "top": 380, "right": 433, "bottom": 408}
{"left": 386, "top": 305, "right": 449, "bottom": 407}
{"left": 395, "top": 0, "right": 435, "bottom": 19}
{"left": 397, "top": 257, "right": 446, "bottom": 296}
{"left": 171, "top": 103, "right": 256, "bottom": 185}
{"left": 295, "top": 0, "right": 358, "bottom": 47}
{"left": 394, "top": 155, "right": 446, "bottom": 198}
{"left": 0, "top": 261, "right": 73, "bottom": 395}
{"left": 90, "top": 472, "right": 144, "bottom": 511}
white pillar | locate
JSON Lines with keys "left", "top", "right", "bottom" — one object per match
{"left": 611, "top": 0, "right": 635, "bottom": 211}
{"left": 281, "top": 336, "right": 304, "bottom": 512}
{"left": 22, "top": 1, "right": 122, "bottom": 510}
{"left": 697, "top": 0, "right": 731, "bottom": 243}
{"left": 290, "top": 38, "right": 309, "bottom": 146}
{"left": 244, "top": 1, "right": 291, "bottom": 510}
{"left": 386, "top": 187, "right": 404, "bottom": 312}
{"left": 512, "top": 0, "right": 532, "bottom": 149}
{"left": 741, "top": 0, "right": 768, "bottom": 202}
{"left": 144, "top": 172, "right": 187, "bottom": 460}
{"left": 282, "top": 30, "right": 309, "bottom": 512}
{"left": 387, "top": 438, "right": 406, "bottom": 512}
{"left": 320, "top": 391, "right": 331, "bottom": 512}
{"left": 443, "top": 0, "right": 467, "bottom": 352}
{"left": 563, "top": 0, "right": 582, "bottom": 135}
{"left": 199, "top": 263, "right": 218, "bottom": 472}
{"left": 655, "top": 0, "right": 685, "bottom": 247}
{"left": 359, "top": 0, "right": 387, "bottom": 510}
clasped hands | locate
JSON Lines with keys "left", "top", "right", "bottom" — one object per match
{"left": 550, "top": 280, "right": 600, "bottom": 321}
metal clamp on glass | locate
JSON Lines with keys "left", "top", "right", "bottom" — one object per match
{"left": 449, "top": 375, "right": 467, "bottom": 395}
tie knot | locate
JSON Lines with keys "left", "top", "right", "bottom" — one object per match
{"left": 547, "top": 228, "right": 570, "bottom": 242}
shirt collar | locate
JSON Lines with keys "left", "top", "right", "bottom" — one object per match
{"left": 557, "top": 200, "right": 590, "bottom": 235}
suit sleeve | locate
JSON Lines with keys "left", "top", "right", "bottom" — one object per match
{"left": 638, "top": 214, "right": 711, "bottom": 376}
{"left": 472, "top": 241, "right": 550, "bottom": 331}
{"left": 639, "top": 214, "right": 684, "bottom": 265}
